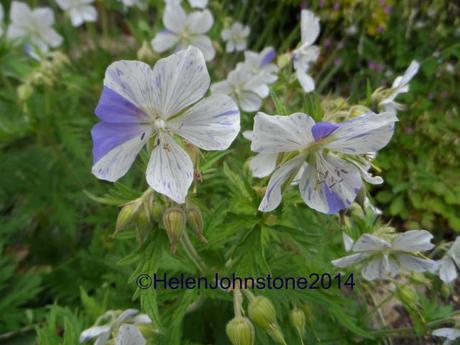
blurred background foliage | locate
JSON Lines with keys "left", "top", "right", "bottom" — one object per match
{"left": 0, "top": 0, "right": 458, "bottom": 344}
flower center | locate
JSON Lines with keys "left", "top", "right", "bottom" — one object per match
{"left": 154, "top": 119, "right": 166, "bottom": 130}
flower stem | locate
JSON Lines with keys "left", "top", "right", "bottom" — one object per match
{"left": 180, "top": 230, "right": 207, "bottom": 274}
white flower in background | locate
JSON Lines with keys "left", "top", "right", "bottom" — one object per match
{"left": 7, "top": 1, "right": 63, "bottom": 55}
{"left": 92, "top": 47, "right": 240, "bottom": 204}
{"left": 117, "top": 0, "right": 147, "bottom": 9}
{"left": 251, "top": 111, "right": 397, "bottom": 213}
{"left": 293, "top": 9, "right": 320, "bottom": 93}
{"left": 80, "top": 309, "right": 151, "bottom": 345}
{"left": 237, "top": 47, "right": 279, "bottom": 84}
{"left": 0, "top": 4, "right": 4, "bottom": 37}
{"left": 332, "top": 230, "right": 435, "bottom": 281}
{"left": 379, "top": 60, "right": 420, "bottom": 113}
{"left": 433, "top": 328, "right": 460, "bottom": 345}
{"left": 56, "top": 0, "right": 97, "bottom": 27}
{"left": 188, "top": 0, "right": 208, "bottom": 9}
{"left": 221, "top": 22, "right": 250, "bottom": 53}
{"left": 437, "top": 237, "right": 460, "bottom": 283}
{"left": 211, "top": 65, "right": 269, "bottom": 112}
{"left": 151, "top": 1, "right": 215, "bottom": 61}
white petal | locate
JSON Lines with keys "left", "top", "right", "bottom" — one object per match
{"left": 250, "top": 153, "right": 278, "bottom": 178}
{"left": 115, "top": 324, "right": 146, "bottom": 345}
{"left": 210, "top": 80, "right": 232, "bottom": 96}
{"left": 362, "top": 256, "right": 388, "bottom": 281}
{"left": 41, "top": 27, "right": 63, "bottom": 48}
{"left": 151, "top": 31, "right": 180, "bottom": 52}
{"left": 448, "top": 237, "right": 460, "bottom": 265}
{"left": 163, "top": 1, "right": 186, "bottom": 32}
{"left": 343, "top": 233, "right": 354, "bottom": 252}
{"left": 80, "top": 5, "right": 97, "bottom": 22}
{"left": 146, "top": 133, "right": 194, "bottom": 204}
{"left": 94, "top": 331, "right": 111, "bottom": 345}
{"left": 325, "top": 112, "right": 398, "bottom": 154}
{"left": 115, "top": 309, "right": 139, "bottom": 323}
{"left": 296, "top": 68, "right": 315, "bottom": 93}
{"left": 392, "top": 60, "right": 420, "bottom": 89}
{"left": 299, "top": 154, "right": 362, "bottom": 214}
{"left": 300, "top": 9, "right": 320, "bottom": 46}
{"left": 438, "top": 257, "right": 458, "bottom": 283}
{"left": 251, "top": 112, "right": 315, "bottom": 153}
{"left": 168, "top": 94, "right": 240, "bottom": 150}
{"left": 131, "top": 314, "right": 152, "bottom": 324}
{"left": 186, "top": 10, "right": 213, "bottom": 34}
{"left": 353, "top": 234, "right": 391, "bottom": 252}
{"left": 151, "top": 46, "right": 210, "bottom": 118}
{"left": 33, "top": 8, "right": 55, "bottom": 26}
{"left": 397, "top": 254, "right": 436, "bottom": 273}
{"left": 70, "top": 8, "right": 84, "bottom": 27}
{"left": 188, "top": 0, "right": 208, "bottom": 9}
{"left": 238, "top": 91, "right": 262, "bottom": 112}
{"left": 10, "top": 2, "right": 32, "bottom": 23}
{"left": 331, "top": 253, "right": 369, "bottom": 267}
{"left": 258, "top": 156, "right": 304, "bottom": 212}
{"left": 433, "top": 328, "right": 460, "bottom": 341}
{"left": 189, "top": 35, "right": 215, "bottom": 61}
{"left": 242, "top": 130, "right": 253, "bottom": 141}
{"left": 391, "top": 230, "right": 434, "bottom": 252}
{"left": 80, "top": 325, "right": 111, "bottom": 343}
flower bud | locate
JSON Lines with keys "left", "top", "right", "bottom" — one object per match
{"left": 136, "top": 41, "right": 157, "bottom": 63}
{"left": 116, "top": 202, "right": 139, "bottom": 233}
{"left": 226, "top": 317, "right": 255, "bottom": 345}
{"left": 248, "top": 296, "right": 277, "bottom": 330}
{"left": 303, "top": 304, "right": 313, "bottom": 323}
{"left": 289, "top": 307, "right": 305, "bottom": 336}
{"left": 162, "top": 207, "right": 186, "bottom": 253}
{"left": 186, "top": 204, "right": 208, "bottom": 244}
{"left": 267, "top": 325, "right": 287, "bottom": 345}
{"left": 150, "top": 202, "right": 163, "bottom": 223}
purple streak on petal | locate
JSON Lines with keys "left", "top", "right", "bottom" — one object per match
{"left": 323, "top": 184, "right": 346, "bottom": 214}
{"left": 95, "top": 87, "right": 148, "bottom": 123}
{"left": 261, "top": 48, "right": 276, "bottom": 66}
{"left": 213, "top": 109, "right": 239, "bottom": 118}
{"left": 311, "top": 122, "right": 339, "bottom": 141}
{"left": 91, "top": 121, "right": 147, "bottom": 163}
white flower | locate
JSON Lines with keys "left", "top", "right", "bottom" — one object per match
{"left": 56, "top": 0, "right": 97, "bottom": 27}
{"left": 0, "top": 4, "right": 4, "bottom": 37}
{"left": 379, "top": 60, "right": 420, "bottom": 114}
{"left": 80, "top": 309, "right": 151, "bottom": 345}
{"left": 433, "top": 328, "right": 460, "bottom": 345}
{"left": 188, "top": 0, "right": 208, "bottom": 9}
{"left": 211, "top": 64, "right": 269, "bottom": 112}
{"left": 293, "top": 9, "right": 320, "bottom": 93}
{"left": 221, "top": 22, "right": 250, "bottom": 53}
{"left": 251, "top": 111, "right": 398, "bottom": 213}
{"left": 115, "top": 324, "right": 146, "bottom": 345}
{"left": 7, "top": 1, "right": 63, "bottom": 55}
{"left": 151, "top": 1, "right": 215, "bottom": 61}
{"left": 117, "top": 0, "right": 147, "bottom": 9}
{"left": 237, "top": 47, "right": 279, "bottom": 84}
{"left": 92, "top": 47, "right": 240, "bottom": 204}
{"left": 332, "top": 230, "right": 436, "bottom": 281}
{"left": 437, "top": 237, "right": 460, "bottom": 283}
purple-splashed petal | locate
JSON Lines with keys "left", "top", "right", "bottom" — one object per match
{"left": 323, "top": 184, "right": 346, "bottom": 214}
{"left": 91, "top": 121, "right": 148, "bottom": 163}
{"left": 311, "top": 122, "right": 339, "bottom": 141}
{"left": 95, "top": 87, "right": 148, "bottom": 123}
{"left": 261, "top": 48, "right": 276, "bottom": 66}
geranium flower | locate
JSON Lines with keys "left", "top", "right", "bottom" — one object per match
{"left": 188, "top": 0, "right": 208, "bottom": 9}
{"left": 56, "top": 0, "right": 97, "bottom": 27}
{"left": 211, "top": 65, "right": 270, "bottom": 112}
{"left": 237, "top": 47, "right": 279, "bottom": 84}
{"left": 80, "top": 309, "right": 151, "bottom": 345}
{"left": 151, "top": 1, "right": 215, "bottom": 61}
{"left": 378, "top": 60, "right": 420, "bottom": 113}
{"left": 293, "top": 9, "right": 320, "bottom": 93}
{"left": 221, "top": 22, "right": 250, "bottom": 53}
{"left": 92, "top": 47, "right": 240, "bottom": 204}
{"left": 332, "top": 230, "right": 435, "bottom": 281}
{"left": 7, "top": 1, "right": 63, "bottom": 55}
{"left": 251, "top": 111, "right": 397, "bottom": 213}
{"left": 437, "top": 237, "right": 460, "bottom": 283}
{"left": 433, "top": 327, "right": 460, "bottom": 345}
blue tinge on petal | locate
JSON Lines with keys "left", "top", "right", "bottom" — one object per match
{"left": 261, "top": 48, "right": 276, "bottom": 66}
{"left": 95, "top": 87, "right": 148, "bottom": 123}
{"left": 323, "top": 184, "right": 346, "bottom": 214}
{"left": 311, "top": 122, "right": 339, "bottom": 141}
{"left": 91, "top": 122, "right": 147, "bottom": 163}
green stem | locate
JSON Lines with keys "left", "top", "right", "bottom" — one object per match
{"left": 180, "top": 230, "right": 207, "bottom": 274}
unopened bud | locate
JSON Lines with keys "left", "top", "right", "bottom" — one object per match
{"left": 289, "top": 307, "right": 305, "bottom": 336}
{"left": 248, "top": 296, "right": 277, "bottom": 330}
{"left": 303, "top": 304, "right": 313, "bottom": 323}
{"left": 397, "top": 285, "right": 418, "bottom": 306}
{"left": 137, "top": 41, "right": 156, "bottom": 63}
{"left": 116, "top": 202, "right": 139, "bottom": 233}
{"left": 186, "top": 204, "right": 207, "bottom": 244}
{"left": 226, "top": 317, "right": 255, "bottom": 345}
{"left": 267, "top": 325, "right": 287, "bottom": 345}
{"left": 150, "top": 202, "right": 163, "bottom": 223}
{"left": 162, "top": 207, "right": 186, "bottom": 253}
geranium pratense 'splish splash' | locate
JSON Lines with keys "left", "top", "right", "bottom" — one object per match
{"left": 251, "top": 111, "right": 397, "bottom": 213}
{"left": 151, "top": 0, "right": 215, "bottom": 61}
{"left": 433, "top": 327, "right": 460, "bottom": 345}
{"left": 237, "top": 47, "right": 279, "bottom": 84}
{"left": 91, "top": 46, "right": 240, "bottom": 204}
{"left": 437, "top": 236, "right": 460, "bottom": 283}
{"left": 221, "top": 22, "right": 250, "bottom": 53}
{"left": 293, "top": 9, "right": 320, "bottom": 93}
{"left": 80, "top": 309, "right": 151, "bottom": 345}
{"left": 332, "top": 230, "right": 435, "bottom": 281}
{"left": 7, "top": 1, "right": 63, "bottom": 56}
{"left": 376, "top": 60, "right": 420, "bottom": 114}
{"left": 56, "top": 0, "right": 97, "bottom": 28}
